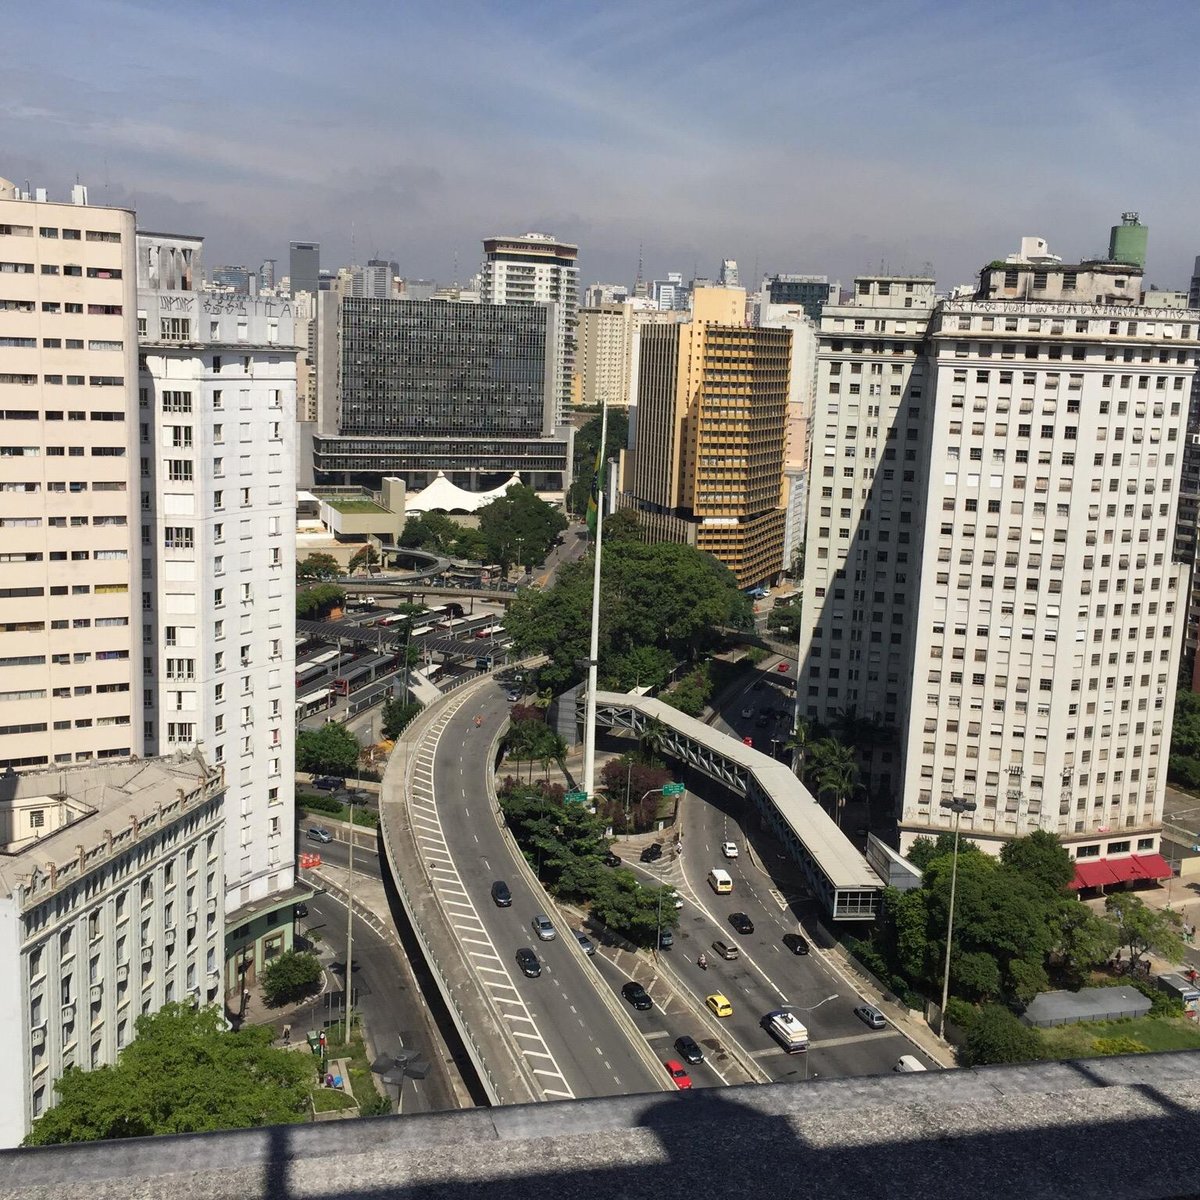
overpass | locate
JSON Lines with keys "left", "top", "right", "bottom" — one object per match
{"left": 589, "top": 690, "right": 884, "bottom": 921}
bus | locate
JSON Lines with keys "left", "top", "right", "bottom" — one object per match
{"left": 409, "top": 625, "right": 435, "bottom": 639}
{"left": 332, "top": 653, "right": 401, "bottom": 696}
{"left": 295, "top": 661, "right": 329, "bottom": 689}
{"left": 295, "top": 688, "right": 332, "bottom": 720}
{"left": 474, "top": 624, "right": 504, "bottom": 639}
{"left": 375, "top": 612, "right": 409, "bottom": 629}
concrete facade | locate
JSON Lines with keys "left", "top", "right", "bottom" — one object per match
{"left": 0, "top": 755, "right": 225, "bottom": 1146}
{"left": 0, "top": 178, "right": 142, "bottom": 771}
{"left": 136, "top": 240, "right": 299, "bottom": 915}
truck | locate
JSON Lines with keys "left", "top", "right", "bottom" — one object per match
{"left": 764, "top": 1009, "right": 809, "bottom": 1054}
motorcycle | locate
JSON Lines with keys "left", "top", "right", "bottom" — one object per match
{"left": 697, "top": 954, "right": 708, "bottom": 970}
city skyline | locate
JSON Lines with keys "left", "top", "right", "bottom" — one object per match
{"left": 3, "top": 2, "right": 1198, "bottom": 290}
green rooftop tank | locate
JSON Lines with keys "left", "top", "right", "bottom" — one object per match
{"left": 1108, "top": 212, "right": 1148, "bottom": 268}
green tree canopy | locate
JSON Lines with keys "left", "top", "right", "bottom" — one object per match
{"left": 297, "top": 551, "right": 342, "bottom": 582}
{"left": 505, "top": 539, "right": 752, "bottom": 693}
{"left": 1105, "top": 893, "right": 1187, "bottom": 967}
{"left": 24, "top": 1004, "right": 310, "bottom": 1145}
{"left": 347, "top": 544, "right": 381, "bottom": 575}
{"left": 568, "top": 409, "right": 630, "bottom": 515}
{"left": 296, "top": 583, "right": 346, "bottom": 620}
{"left": 260, "top": 950, "right": 323, "bottom": 1007}
{"left": 959, "top": 1004, "right": 1042, "bottom": 1067}
{"left": 999, "top": 829, "right": 1075, "bottom": 897}
{"left": 297, "top": 722, "right": 360, "bottom": 776}
{"left": 476, "top": 484, "right": 568, "bottom": 571}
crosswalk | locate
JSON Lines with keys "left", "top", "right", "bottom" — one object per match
{"left": 408, "top": 696, "right": 574, "bottom": 1101}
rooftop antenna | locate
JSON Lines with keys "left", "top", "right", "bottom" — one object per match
{"left": 453, "top": 248, "right": 459, "bottom": 287}
{"left": 635, "top": 241, "right": 643, "bottom": 290}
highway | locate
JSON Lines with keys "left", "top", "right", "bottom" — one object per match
{"left": 417, "top": 680, "right": 667, "bottom": 1100}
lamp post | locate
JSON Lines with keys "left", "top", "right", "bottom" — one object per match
{"left": 581, "top": 399, "right": 609, "bottom": 804}
{"left": 937, "top": 796, "right": 977, "bottom": 1040}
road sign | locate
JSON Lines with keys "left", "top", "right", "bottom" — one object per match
{"left": 565, "top": 790, "right": 587, "bottom": 804}
{"left": 662, "top": 782, "right": 684, "bottom": 797}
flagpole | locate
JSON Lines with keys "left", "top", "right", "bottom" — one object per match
{"left": 582, "top": 398, "right": 608, "bottom": 804}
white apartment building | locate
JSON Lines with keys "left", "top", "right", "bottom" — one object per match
{"left": 0, "top": 755, "right": 225, "bottom": 1146}
{"left": 136, "top": 232, "right": 299, "bottom": 918}
{"left": 798, "top": 277, "right": 938, "bottom": 798}
{"left": 902, "top": 249, "right": 1197, "bottom": 859}
{"left": 0, "top": 178, "right": 141, "bottom": 771}
{"left": 482, "top": 233, "right": 578, "bottom": 423}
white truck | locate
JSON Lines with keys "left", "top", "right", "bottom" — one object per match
{"left": 765, "top": 1009, "right": 810, "bottom": 1054}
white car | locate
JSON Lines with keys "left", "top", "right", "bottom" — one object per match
{"left": 722, "top": 842, "right": 739, "bottom": 860}
{"left": 668, "top": 889, "right": 684, "bottom": 910}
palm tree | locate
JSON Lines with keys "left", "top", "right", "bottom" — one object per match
{"left": 805, "top": 736, "right": 856, "bottom": 792}
{"left": 816, "top": 757, "right": 861, "bottom": 829}
{"left": 638, "top": 717, "right": 670, "bottom": 762}
{"left": 785, "top": 717, "right": 810, "bottom": 779}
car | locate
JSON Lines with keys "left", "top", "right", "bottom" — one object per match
{"left": 640, "top": 842, "right": 664, "bottom": 864}
{"left": 854, "top": 1004, "right": 888, "bottom": 1030}
{"left": 531, "top": 914, "right": 556, "bottom": 941}
{"left": 729, "top": 912, "right": 755, "bottom": 935}
{"left": 895, "top": 1055, "right": 927, "bottom": 1072}
{"left": 742, "top": 736, "right": 753, "bottom": 747}
{"left": 712, "top": 939, "right": 740, "bottom": 961}
{"left": 491, "top": 880, "right": 513, "bottom": 908}
{"left": 777, "top": 661, "right": 790, "bottom": 674}
{"left": 603, "top": 851, "right": 623, "bottom": 868}
{"left": 622, "top": 982, "right": 653, "bottom": 1011}
{"left": 783, "top": 933, "right": 810, "bottom": 955}
{"left": 574, "top": 931, "right": 596, "bottom": 956}
{"left": 722, "top": 842, "right": 739, "bottom": 860}
{"left": 740, "top": 706, "right": 754, "bottom": 719}
{"left": 663, "top": 1059, "right": 693, "bottom": 1090}
{"left": 305, "top": 826, "right": 333, "bottom": 844}
{"left": 505, "top": 691, "right": 521, "bottom": 703}
{"left": 659, "top": 929, "right": 675, "bottom": 949}
{"left": 705, "top": 993, "right": 734, "bottom": 1018}
{"left": 668, "top": 889, "right": 683, "bottom": 910}
{"left": 674, "top": 1035, "right": 705, "bottom": 1065}
{"left": 342, "top": 788, "right": 370, "bottom": 803}
{"left": 293, "top": 902, "right": 309, "bottom": 919}
{"left": 312, "top": 776, "right": 343, "bottom": 792}
{"left": 515, "top": 948, "right": 541, "bottom": 978}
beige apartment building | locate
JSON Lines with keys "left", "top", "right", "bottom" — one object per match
{"left": 621, "top": 287, "right": 791, "bottom": 588}
{"left": 0, "top": 178, "right": 140, "bottom": 770}
{"left": 576, "top": 302, "right": 683, "bottom": 409}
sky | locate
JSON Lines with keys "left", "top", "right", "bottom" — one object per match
{"left": 3, "top": 0, "right": 1198, "bottom": 293}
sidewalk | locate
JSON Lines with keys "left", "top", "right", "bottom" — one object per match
{"left": 1083, "top": 879, "right": 1200, "bottom": 977}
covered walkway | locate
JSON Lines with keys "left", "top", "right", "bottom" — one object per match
{"left": 589, "top": 691, "right": 884, "bottom": 921}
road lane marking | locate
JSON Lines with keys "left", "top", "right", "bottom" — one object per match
{"left": 644, "top": 1031, "right": 671, "bottom": 1040}
{"left": 544, "top": 1090, "right": 573, "bottom": 1099}
{"left": 808, "top": 1029, "right": 899, "bottom": 1051}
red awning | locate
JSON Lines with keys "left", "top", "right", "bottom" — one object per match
{"left": 1105, "top": 857, "right": 1145, "bottom": 884}
{"left": 1131, "top": 853, "right": 1174, "bottom": 881}
{"left": 1070, "top": 859, "right": 1120, "bottom": 889}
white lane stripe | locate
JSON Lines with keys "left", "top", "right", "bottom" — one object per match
{"left": 543, "top": 1090, "right": 574, "bottom": 1099}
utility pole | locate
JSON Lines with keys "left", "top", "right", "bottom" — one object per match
{"left": 582, "top": 400, "right": 608, "bottom": 803}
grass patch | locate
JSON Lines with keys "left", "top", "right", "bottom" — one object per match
{"left": 327, "top": 499, "right": 386, "bottom": 514}
{"left": 310, "top": 1085, "right": 358, "bottom": 1113}
{"left": 296, "top": 792, "right": 379, "bottom": 828}
{"left": 1039, "top": 1016, "right": 1200, "bottom": 1059}
{"left": 319, "top": 1020, "right": 382, "bottom": 1110}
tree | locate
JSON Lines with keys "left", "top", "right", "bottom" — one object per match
{"left": 260, "top": 950, "right": 323, "bottom": 1007}
{"left": 959, "top": 1004, "right": 1042, "bottom": 1067}
{"left": 785, "top": 717, "right": 810, "bottom": 780}
{"left": 599, "top": 754, "right": 671, "bottom": 832}
{"left": 1105, "top": 893, "right": 1187, "bottom": 968}
{"left": 381, "top": 698, "right": 423, "bottom": 740}
{"left": 603, "top": 508, "right": 642, "bottom": 544}
{"left": 568, "top": 409, "right": 629, "bottom": 515}
{"left": 999, "top": 829, "right": 1074, "bottom": 897}
{"left": 767, "top": 597, "right": 802, "bottom": 634}
{"left": 588, "top": 869, "right": 679, "bottom": 948}
{"left": 1051, "top": 901, "right": 1119, "bottom": 982}
{"left": 347, "top": 544, "right": 381, "bottom": 575}
{"left": 296, "top": 583, "right": 346, "bottom": 620}
{"left": 906, "top": 833, "right": 981, "bottom": 872}
{"left": 297, "top": 552, "right": 341, "bottom": 582}
{"left": 400, "top": 511, "right": 462, "bottom": 553}
{"left": 296, "top": 722, "right": 360, "bottom": 776}
{"left": 477, "top": 484, "right": 568, "bottom": 571}
{"left": 24, "top": 1004, "right": 310, "bottom": 1145}
{"left": 813, "top": 743, "right": 861, "bottom": 828}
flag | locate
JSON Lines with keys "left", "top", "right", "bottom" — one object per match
{"left": 586, "top": 444, "right": 606, "bottom": 538}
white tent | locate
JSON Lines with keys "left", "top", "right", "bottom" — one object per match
{"left": 406, "top": 472, "right": 522, "bottom": 514}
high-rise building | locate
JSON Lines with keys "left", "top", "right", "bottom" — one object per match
{"left": 207, "top": 265, "right": 252, "bottom": 295}
{"left": 481, "top": 232, "right": 578, "bottom": 424}
{"left": 760, "top": 274, "right": 840, "bottom": 323}
{"left": 621, "top": 287, "right": 791, "bottom": 587}
{"left": 583, "top": 282, "right": 629, "bottom": 307}
{"left": 350, "top": 259, "right": 398, "bottom": 299}
{"left": 719, "top": 259, "right": 739, "bottom": 288}
{"left": 576, "top": 302, "right": 685, "bottom": 410}
{"left": 312, "top": 295, "right": 571, "bottom": 493}
{"left": 651, "top": 272, "right": 688, "bottom": 311}
{"left": 801, "top": 231, "right": 1199, "bottom": 869}
{"left": 1175, "top": 259, "right": 1200, "bottom": 690}
{"left": 1109, "top": 212, "right": 1148, "bottom": 270}
{"left": 0, "top": 176, "right": 141, "bottom": 771}
{"left": 259, "top": 258, "right": 276, "bottom": 292}
{"left": 0, "top": 755, "right": 226, "bottom": 1146}
{"left": 137, "top": 232, "right": 299, "bottom": 916}
{"left": 289, "top": 241, "right": 319, "bottom": 298}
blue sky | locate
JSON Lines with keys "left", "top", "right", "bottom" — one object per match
{"left": 3, "top": 0, "right": 1197, "bottom": 291}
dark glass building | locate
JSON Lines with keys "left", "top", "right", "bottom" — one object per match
{"left": 765, "top": 274, "right": 837, "bottom": 322}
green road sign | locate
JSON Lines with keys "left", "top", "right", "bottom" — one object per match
{"left": 662, "top": 782, "right": 685, "bottom": 797}
{"left": 564, "top": 790, "right": 587, "bottom": 804}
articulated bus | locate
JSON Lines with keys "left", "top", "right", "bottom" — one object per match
{"left": 332, "top": 653, "right": 401, "bottom": 696}
{"left": 295, "top": 688, "right": 333, "bottom": 720}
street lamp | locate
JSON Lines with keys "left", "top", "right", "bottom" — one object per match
{"left": 937, "top": 796, "right": 977, "bottom": 1040}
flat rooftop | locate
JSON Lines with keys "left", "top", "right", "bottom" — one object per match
{"left": 6, "top": 1052, "right": 1200, "bottom": 1199}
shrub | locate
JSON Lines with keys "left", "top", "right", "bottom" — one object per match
{"left": 959, "top": 1004, "right": 1042, "bottom": 1066}
{"left": 298, "top": 792, "right": 343, "bottom": 816}
{"left": 1092, "top": 1036, "right": 1150, "bottom": 1056}
{"left": 945, "top": 997, "right": 978, "bottom": 1032}
{"left": 261, "top": 951, "right": 323, "bottom": 1007}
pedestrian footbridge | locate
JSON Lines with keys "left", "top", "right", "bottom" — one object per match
{"left": 590, "top": 691, "right": 884, "bottom": 921}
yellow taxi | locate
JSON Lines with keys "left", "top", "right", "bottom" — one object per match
{"left": 705, "top": 993, "right": 734, "bottom": 1018}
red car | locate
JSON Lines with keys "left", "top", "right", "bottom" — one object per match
{"left": 777, "top": 661, "right": 790, "bottom": 674}
{"left": 664, "top": 1059, "right": 693, "bottom": 1090}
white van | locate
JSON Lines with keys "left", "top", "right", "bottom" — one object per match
{"left": 895, "top": 1055, "right": 927, "bottom": 1073}
{"left": 708, "top": 868, "right": 733, "bottom": 895}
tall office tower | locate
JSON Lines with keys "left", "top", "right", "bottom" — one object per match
{"left": 583, "top": 282, "right": 630, "bottom": 307}
{"left": 1175, "top": 258, "right": 1200, "bottom": 690}
{"left": 899, "top": 239, "right": 1196, "bottom": 863}
{"left": 289, "top": 241, "right": 319, "bottom": 298}
{"left": 480, "top": 232, "right": 578, "bottom": 424}
{"left": 207, "top": 265, "right": 252, "bottom": 295}
{"left": 575, "top": 302, "right": 682, "bottom": 410}
{"left": 0, "top": 176, "right": 141, "bottom": 771}
{"left": 259, "top": 258, "right": 276, "bottom": 292}
{"left": 620, "top": 288, "right": 791, "bottom": 587}
{"left": 351, "top": 259, "right": 398, "bottom": 299}
{"left": 759, "top": 301, "right": 819, "bottom": 575}
{"left": 137, "top": 231, "right": 299, "bottom": 918}
{"left": 312, "top": 295, "right": 572, "bottom": 493}
{"left": 0, "top": 755, "right": 225, "bottom": 1147}
{"left": 760, "top": 274, "right": 840, "bottom": 323}
{"left": 719, "top": 259, "right": 739, "bottom": 288}
{"left": 797, "top": 275, "right": 938, "bottom": 800}
{"left": 652, "top": 272, "right": 688, "bottom": 311}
